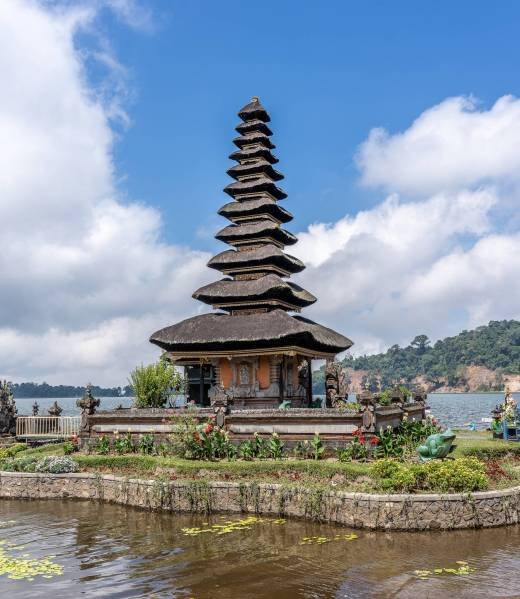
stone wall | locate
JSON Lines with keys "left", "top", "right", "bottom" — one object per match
{"left": 83, "top": 403, "right": 426, "bottom": 449}
{"left": 1, "top": 472, "right": 519, "bottom": 531}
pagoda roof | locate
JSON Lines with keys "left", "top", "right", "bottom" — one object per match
{"left": 218, "top": 198, "right": 292, "bottom": 224}
{"left": 233, "top": 132, "right": 275, "bottom": 150}
{"left": 235, "top": 119, "right": 272, "bottom": 136}
{"left": 227, "top": 159, "right": 283, "bottom": 181}
{"left": 192, "top": 274, "right": 316, "bottom": 310}
{"left": 238, "top": 98, "right": 270, "bottom": 123}
{"left": 208, "top": 246, "right": 304, "bottom": 274}
{"left": 150, "top": 309, "right": 353, "bottom": 356}
{"left": 229, "top": 146, "right": 278, "bottom": 164}
{"left": 224, "top": 176, "right": 287, "bottom": 200}
{"left": 216, "top": 221, "right": 297, "bottom": 246}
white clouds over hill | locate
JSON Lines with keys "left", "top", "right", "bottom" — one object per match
{"left": 0, "top": 1, "right": 518, "bottom": 385}
{"left": 295, "top": 98, "right": 520, "bottom": 356}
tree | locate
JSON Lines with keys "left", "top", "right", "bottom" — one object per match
{"left": 129, "top": 361, "right": 184, "bottom": 408}
{"left": 410, "top": 334, "right": 431, "bottom": 354}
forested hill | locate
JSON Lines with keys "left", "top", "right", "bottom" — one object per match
{"left": 313, "top": 320, "right": 520, "bottom": 393}
{"left": 9, "top": 382, "right": 132, "bottom": 398}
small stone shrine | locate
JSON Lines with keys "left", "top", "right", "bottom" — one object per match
{"left": 150, "top": 98, "right": 353, "bottom": 408}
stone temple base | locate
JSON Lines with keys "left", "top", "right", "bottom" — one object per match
{"left": 82, "top": 402, "right": 426, "bottom": 449}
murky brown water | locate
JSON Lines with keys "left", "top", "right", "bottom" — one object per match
{"left": 0, "top": 500, "right": 519, "bottom": 598}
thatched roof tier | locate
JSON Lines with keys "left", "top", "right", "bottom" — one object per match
{"left": 229, "top": 146, "right": 278, "bottom": 164}
{"left": 235, "top": 119, "right": 272, "bottom": 136}
{"left": 232, "top": 132, "right": 275, "bottom": 150}
{"left": 192, "top": 274, "right": 316, "bottom": 310}
{"left": 218, "top": 198, "right": 292, "bottom": 224}
{"left": 238, "top": 98, "right": 270, "bottom": 123}
{"left": 224, "top": 176, "right": 287, "bottom": 200}
{"left": 216, "top": 220, "right": 297, "bottom": 247}
{"left": 207, "top": 246, "right": 305, "bottom": 275}
{"left": 150, "top": 309, "right": 353, "bottom": 356}
{"left": 227, "top": 159, "right": 283, "bottom": 182}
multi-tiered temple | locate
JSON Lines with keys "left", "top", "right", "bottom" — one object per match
{"left": 150, "top": 98, "right": 352, "bottom": 407}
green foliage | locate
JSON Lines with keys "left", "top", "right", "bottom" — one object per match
{"left": 313, "top": 320, "right": 520, "bottom": 391}
{"left": 370, "top": 457, "right": 488, "bottom": 493}
{"left": 310, "top": 433, "right": 325, "bottom": 460}
{"left": 62, "top": 441, "right": 77, "bottom": 455}
{"left": 0, "top": 455, "right": 39, "bottom": 472}
{"left": 95, "top": 436, "right": 110, "bottom": 455}
{"left": 171, "top": 414, "right": 236, "bottom": 460}
{"left": 129, "top": 359, "right": 183, "bottom": 408}
{"left": 293, "top": 440, "right": 313, "bottom": 460}
{"left": 266, "top": 433, "right": 284, "bottom": 460}
{"left": 114, "top": 433, "right": 135, "bottom": 454}
{"left": 0, "top": 443, "right": 27, "bottom": 460}
{"left": 337, "top": 437, "right": 368, "bottom": 461}
{"left": 138, "top": 434, "right": 155, "bottom": 455}
{"left": 375, "top": 418, "right": 440, "bottom": 458}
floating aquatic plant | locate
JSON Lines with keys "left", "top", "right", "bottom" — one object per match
{"left": 414, "top": 561, "right": 475, "bottom": 580}
{"left": 0, "top": 545, "right": 63, "bottom": 581}
{"left": 182, "top": 516, "right": 285, "bottom": 537}
{"left": 299, "top": 533, "right": 358, "bottom": 545}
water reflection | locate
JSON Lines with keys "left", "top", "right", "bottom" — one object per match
{"left": 0, "top": 500, "right": 518, "bottom": 598}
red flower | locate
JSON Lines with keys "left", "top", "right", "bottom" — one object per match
{"left": 359, "top": 436, "right": 366, "bottom": 444}
{"left": 193, "top": 432, "right": 201, "bottom": 443}
{"left": 204, "top": 423, "right": 214, "bottom": 435}
{"left": 370, "top": 437, "right": 380, "bottom": 445}
{"left": 71, "top": 435, "right": 78, "bottom": 444}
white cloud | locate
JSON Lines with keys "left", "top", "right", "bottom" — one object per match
{"left": 357, "top": 95, "right": 520, "bottom": 196}
{"left": 0, "top": 0, "right": 208, "bottom": 385}
{"left": 293, "top": 97, "right": 520, "bottom": 357}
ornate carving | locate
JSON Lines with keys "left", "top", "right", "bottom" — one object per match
{"left": 76, "top": 384, "right": 100, "bottom": 432}
{"left": 32, "top": 400, "right": 39, "bottom": 416}
{"left": 47, "top": 400, "right": 63, "bottom": 417}
{"left": 325, "top": 360, "right": 348, "bottom": 408}
{"left": 209, "top": 384, "right": 229, "bottom": 407}
{"left": 358, "top": 390, "right": 376, "bottom": 433}
{"left": 0, "top": 381, "right": 17, "bottom": 436}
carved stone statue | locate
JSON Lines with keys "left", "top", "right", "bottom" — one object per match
{"left": 296, "top": 361, "right": 310, "bottom": 401}
{"left": 0, "top": 381, "right": 17, "bottom": 435}
{"left": 358, "top": 390, "right": 376, "bottom": 433}
{"left": 239, "top": 363, "right": 250, "bottom": 385}
{"left": 325, "top": 361, "right": 348, "bottom": 408}
{"left": 417, "top": 429, "right": 456, "bottom": 461}
{"left": 48, "top": 400, "right": 63, "bottom": 417}
{"left": 32, "top": 400, "right": 39, "bottom": 416}
{"left": 76, "top": 384, "right": 100, "bottom": 432}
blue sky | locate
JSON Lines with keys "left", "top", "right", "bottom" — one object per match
{"left": 96, "top": 1, "right": 520, "bottom": 249}
{"left": 1, "top": 0, "right": 520, "bottom": 384}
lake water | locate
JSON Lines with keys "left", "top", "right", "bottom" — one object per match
{"left": 14, "top": 392, "right": 520, "bottom": 431}
{"left": 0, "top": 500, "right": 519, "bottom": 598}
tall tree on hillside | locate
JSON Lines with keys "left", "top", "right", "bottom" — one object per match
{"left": 410, "top": 334, "right": 431, "bottom": 354}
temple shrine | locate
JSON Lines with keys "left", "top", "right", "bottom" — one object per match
{"left": 150, "top": 98, "right": 352, "bottom": 408}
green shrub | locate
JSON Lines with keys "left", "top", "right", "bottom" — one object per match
{"left": 95, "top": 436, "right": 111, "bottom": 455}
{"left": 370, "top": 457, "right": 488, "bottom": 493}
{"left": 114, "top": 433, "right": 135, "bottom": 455}
{"left": 129, "top": 360, "right": 183, "bottom": 408}
{"left": 0, "top": 443, "right": 27, "bottom": 459}
{"left": 423, "top": 457, "right": 488, "bottom": 492}
{"left": 0, "top": 456, "right": 38, "bottom": 472}
{"left": 138, "top": 434, "right": 155, "bottom": 455}
{"left": 63, "top": 441, "right": 77, "bottom": 455}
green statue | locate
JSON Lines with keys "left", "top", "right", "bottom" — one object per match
{"left": 417, "top": 429, "right": 456, "bottom": 461}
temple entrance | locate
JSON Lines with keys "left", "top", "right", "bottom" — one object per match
{"left": 185, "top": 364, "right": 216, "bottom": 406}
